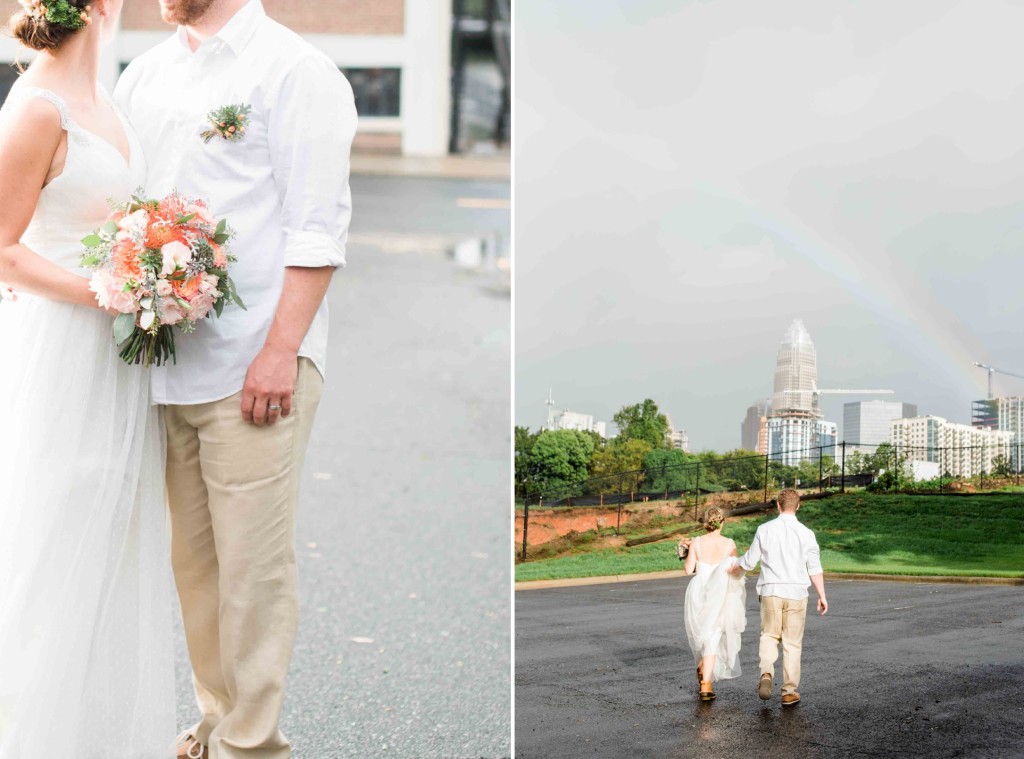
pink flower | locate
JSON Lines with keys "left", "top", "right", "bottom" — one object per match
{"left": 90, "top": 269, "right": 138, "bottom": 314}
{"left": 159, "top": 297, "right": 187, "bottom": 326}
{"left": 155, "top": 279, "right": 174, "bottom": 297}
{"left": 189, "top": 292, "right": 216, "bottom": 320}
{"left": 161, "top": 241, "right": 192, "bottom": 277}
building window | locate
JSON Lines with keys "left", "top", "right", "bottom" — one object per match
{"left": 341, "top": 67, "right": 400, "bottom": 118}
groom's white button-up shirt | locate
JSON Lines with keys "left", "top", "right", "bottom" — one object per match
{"left": 737, "top": 513, "right": 823, "bottom": 599}
{"left": 114, "top": 0, "right": 356, "bottom": 405}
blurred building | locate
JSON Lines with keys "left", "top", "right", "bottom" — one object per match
{"left": 741, "top": 398, "right": 770, "bottom": 453}
{"left": 0, "top": 0, "right": 509, "bottom": 156}
{"left": 766, "top": 320, "right": 836, "bottom": 465}
{"left": 663, "top": 414, "right": 689, "bottom": 452}
{"left": 890, "top": 416, "right": 1012, "bottom": 478}
{"left": 545, "top": 409, "right": 606, "bottom": 439}
{"left": 972, "top": 396, "right": 1024, "bottom": 469}
{"left": 844, "top": 400, "right": 917, "bottom": 454}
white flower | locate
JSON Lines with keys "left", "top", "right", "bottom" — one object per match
{"left": 118, "top": 209, "right": 149, "bottom": 235}
{"left": 161, "top": 241, "right": 192, "bottom": 277}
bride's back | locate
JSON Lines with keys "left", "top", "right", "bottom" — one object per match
{"left": 695, "top": 532, "right": 734, "bottom": 566}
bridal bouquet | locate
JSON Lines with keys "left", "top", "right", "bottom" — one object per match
{"left": 80, "top": 191, "right": 245, "bottom": 367}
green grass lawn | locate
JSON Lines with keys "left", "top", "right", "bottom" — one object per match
{"left": 515, "top": 492, "right": 1024, "bottom": 582}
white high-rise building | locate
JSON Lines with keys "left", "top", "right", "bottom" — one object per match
{"left": 667, "top": 429, "right": 690, "bottom": 452}
{"left": 772, "top": 319, "right": 820, "bottom": 416}
{"left": 766, "top": 320, "right": 837, "bottom": 465}
{"left": 845, "top": 401, "right": 918, "bottom": 454}
{"left": 767, "top": 417, "right": 837, "bottom": 467}
{"left": 544, "top": 392, "right": 607, "bottom": 438}
{"left": 890, "top": 416, "right": 1012, "bottom": 478}
{"left": 972, "top": 397, "right": 1024, "bottom": 469}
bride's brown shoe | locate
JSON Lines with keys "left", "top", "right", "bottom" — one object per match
{"left": 175, "top": 731, "right": 208, "bottom": 759}
{"left": 696, "top": 663, "right": 703, "bottom": 686}
{"left": 699, "top": 680, "right": 716, "bottom": 702}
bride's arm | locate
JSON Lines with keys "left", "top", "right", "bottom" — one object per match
{"left": 683, "top": 539, "right": 697, "bottom": 575}
{"left": 0, "top": 99, "right": 103, "bottom": 309}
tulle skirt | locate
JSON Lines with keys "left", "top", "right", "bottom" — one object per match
{"left": 684, "top": 560, "right": 747, "bottom": 682}
{"left": 0, "top": 294, "right": 175, "bottom": 758}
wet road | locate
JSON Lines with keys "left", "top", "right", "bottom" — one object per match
{"left": 515, "top": 578, "right": 1024, "bottom": 758}
{"left": 173, "top": 173, "right": 512, "bottom": 758}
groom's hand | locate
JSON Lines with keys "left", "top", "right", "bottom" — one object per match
{"left": 241, "top": 343, "right": 298, "bottom": 426}
{"left": 817, "top": 596, "right": 828, "bottom": 616}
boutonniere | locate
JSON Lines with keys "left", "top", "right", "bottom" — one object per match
{"left": 201, "top": 103, "right": 251, "bottom": 144}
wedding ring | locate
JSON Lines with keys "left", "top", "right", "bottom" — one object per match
{"left": 268, "top": 404, "right": 282, "bottom": 411}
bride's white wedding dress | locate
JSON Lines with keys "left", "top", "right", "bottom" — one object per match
{"left": 0, "top": 85, "right": 175, "bottom": 758}
{"left": 683, "top": 536, "right": 747, "bottom": 681}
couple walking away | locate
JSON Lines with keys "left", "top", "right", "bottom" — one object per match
{"left": 680, "top": 490, "right": 828, "bottom": 705}
{"left": 0, "top": 0, "right": 355, "bottom": 756}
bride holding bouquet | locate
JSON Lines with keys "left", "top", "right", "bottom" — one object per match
{"left": 678, "top": 507, "right": 748, "bottom": 702}
{"left": 0, "top": 0, "right": 188, "bottom": 754}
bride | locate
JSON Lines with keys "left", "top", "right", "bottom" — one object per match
{"left": 0, "top": 0, "right": 175, "bottom": 756}
{"left": 678, "top": 507, "right": 747, "bottom": 702}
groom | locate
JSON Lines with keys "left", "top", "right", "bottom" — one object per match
{"left": 116, "top": 1, "right": 355, "bottom": 757}
{"left": 729, "top": 489, "right": 828, "bottom": 706}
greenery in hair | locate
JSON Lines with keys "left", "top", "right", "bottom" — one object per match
{"left": 37, "top": 0, "right": 88, "bottom": 31}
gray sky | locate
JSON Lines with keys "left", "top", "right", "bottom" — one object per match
{"left": 515, "top": 0, "right": 1024, "bottom": 451}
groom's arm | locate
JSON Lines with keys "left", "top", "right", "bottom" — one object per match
{"left": 729, "top": 530, "right": 761, "bottom": 575}
{"left": 241, "top": 55, "right": 357, "bottom": 426}
{"left": 807, "top": 533, "right": 827, "bottom": 615}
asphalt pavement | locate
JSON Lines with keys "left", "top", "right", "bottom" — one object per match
{"left": 173, "top": 173, "right": 512, "bottom": 758}
{"left": 515, "top": 577, "right": 1024, "bottom": 758}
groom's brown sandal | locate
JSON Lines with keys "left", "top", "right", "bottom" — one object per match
{"left": 782, "top": 692, "right": 801, "bottom": 707}
{"left": 758, "top": 673, "right": 772, "bottom": 701}
{"left": 699, "top": 680, "right": 716, "bottom": 701}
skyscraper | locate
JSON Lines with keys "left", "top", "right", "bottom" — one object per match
{"left": 771, "top": 319, "right": 819, "bottom": 416}
{"left": 972, "top": 397, "right": 1024, "bottom": 469}
{"left": 766, "top": 320, "right": 836, "bottom": 466}
{"left": 845, "top": 400, "right": 918, "bottom": 453}
{"left": 741, "top": 398, "right": 771, "bottom": 453}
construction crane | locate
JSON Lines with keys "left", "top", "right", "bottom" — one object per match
{"left": 973, "top": 362, "right": 1024, "bottom": 400}
{"left": 815, "top": 389, "right": 895, "bottom": 396}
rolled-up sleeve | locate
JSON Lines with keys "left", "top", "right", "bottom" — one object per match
{"left": 805, "top": 533, "right": 823, "bottom": 576}
{"left": 268, "top": 53, "right": 357, "bottom": 269}
{"left": 738, "top": 530, "right": 762, "bottom": 571}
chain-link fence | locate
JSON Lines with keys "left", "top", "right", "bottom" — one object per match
{"left": 516, "top": 439, "right": 1024, "bottom": 561}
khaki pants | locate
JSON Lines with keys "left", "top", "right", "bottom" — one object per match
{"left": 758, "top": 595, "right": 807, "bottom": 696}
{"left": 164, "top": 358, "right": 323, "bottom": 759}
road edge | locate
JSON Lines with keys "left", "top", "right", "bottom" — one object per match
{"left": 515, "top": 570, "right": 1024, "bottom": 591}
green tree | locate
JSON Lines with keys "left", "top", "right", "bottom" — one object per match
{"left": 514, "top": 426, "right": 538, "bottom": 499}
{"left": 588, "top": 438, "right": 652, "bottom": 495}
{"left": 716, "top": 449, "right": 767, "bottom": 491}
{"left": 845, "top": 450, "right": 869, "bottom": 475}
{"left": 612, "top": 399, "right": 670, "bottom": 449}
{"left": 644, "top": 448, "right": 699, "bottom": 492}
{"left": 991, "top": 454, "right": 1012, "bottom": 477}
{"left": 527, "top": 429, "right": 596, "bottom": 499}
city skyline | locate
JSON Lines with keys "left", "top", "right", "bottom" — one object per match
{"left": 516, "top": 0, "right": 1024, "bottom": 451}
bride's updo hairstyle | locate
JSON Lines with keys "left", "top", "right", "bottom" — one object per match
{"left": 9, "top": 0, "right": 92, "bottom": 52}
{"left": 702, "top": 506, "right": 725, "bottom": 533}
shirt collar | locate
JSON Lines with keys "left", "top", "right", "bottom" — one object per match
{"left": 778, "top": 512, "right": 798, "bottom": 520}
{"left": 175, "top": 0, "right": 265, "bottom": 57}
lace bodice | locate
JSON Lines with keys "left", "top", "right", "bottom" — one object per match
{"left": 1, "top": 84, "right": 145, "bottom": 272}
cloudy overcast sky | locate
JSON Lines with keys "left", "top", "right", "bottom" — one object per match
{"left": 515, "top": 0, "right": 1024, "bottom": 451}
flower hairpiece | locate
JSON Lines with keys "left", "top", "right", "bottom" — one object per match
{"left": 27, "top": 0, "right": 92, "bottom": 30}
